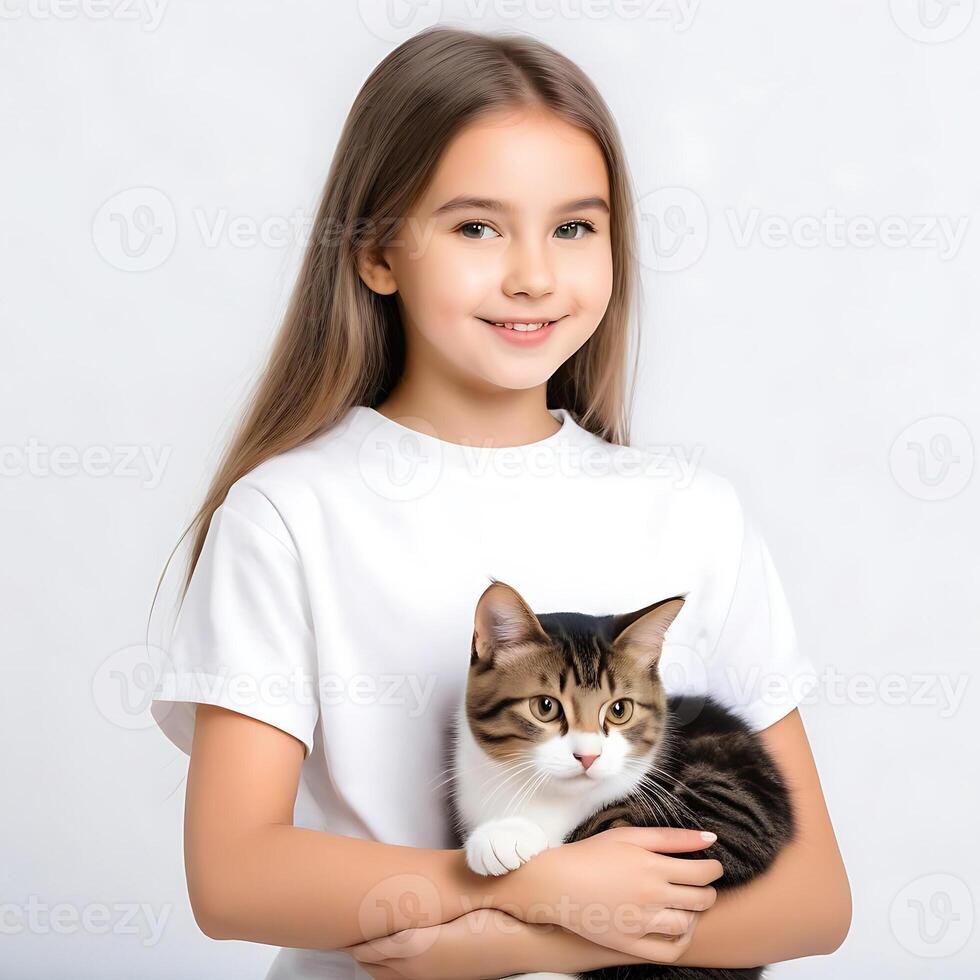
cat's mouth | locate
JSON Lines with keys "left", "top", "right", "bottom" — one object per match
{"left": 563, "top": 767, "right": 602, "bottom": 782}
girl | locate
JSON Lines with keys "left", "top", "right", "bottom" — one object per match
{"left": 150, "top": 26, "right": 850, "bottom": 980}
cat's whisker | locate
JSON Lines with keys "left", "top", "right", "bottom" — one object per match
{"left": 524, "top": 770, "right": 551, "bottom": 809}
{"left": 501, "top": 767, "right": 543, "bottom": 817}
{"left": 642, "top": 763, "right": 707, "bottom": 822}
{"left": 620, "top": 786, "right": 662, "bottom": 826}
{"left": 619, "top": 766, "right": 670, "bottom": 824}
{"left": 429, "top": 774, "right": 458, "bottom": 791}
{"left": 619, "top": 759, "right": 693, "bottom": 825}
{"left": 625, "top": 762, "right": 683, "bottom": 803}
{"left": 508, "top": 767, "right": 550, "bottom": 816}
{"left": 477, "top": 759, "right": 536, "bottom": 793}
{"left": 427, "top": 751, "right": 526, "bottom": 787}
{"left": 630, "top": 782, "right": 685, "bottom": 828}
{"left": 481, "top": 763, "right": 538, "bottom": 801}
{"left": 428, "top": 755, "right": 525, "bottom": 791}
{"left": 630, "top": 770, "right": 703, "bottom": 828}
{"left": 499, "top": 770, "right": 535, "bottom": 818}
{"left": 446, "top": 752, "right": 528, "bottom": 783}
{"left": 481, "top": 762, "right": 540, "bottom": 808}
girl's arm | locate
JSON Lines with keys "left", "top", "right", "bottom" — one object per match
{"left": 348, "top": 910, "right": 639, "bottom": 980}
{"left": 670, "top": 707, "right": 852, "bottom": 965}
{"left": 184, "top": 704, "right": 497, "bottom": 950}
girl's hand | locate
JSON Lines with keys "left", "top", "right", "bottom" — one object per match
{"left": 497, "top": 825, "right": 724, "bottom": 963}
{"left": 344, "top": 908, "right": 526, "bottom": 980}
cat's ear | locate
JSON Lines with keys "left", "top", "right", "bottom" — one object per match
{"left": 471, "top": 579, "right": 549, "bottom": 669}
{"left": 611, "top": 594, "right": 687, "bottom": 672}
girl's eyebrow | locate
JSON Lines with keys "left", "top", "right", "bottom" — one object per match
{"left": 433, "top": 195, "right": 610, "bottom": 217}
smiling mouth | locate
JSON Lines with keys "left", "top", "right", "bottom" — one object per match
{"left": 478, "top": 316, "right": 564, "bottom": 332}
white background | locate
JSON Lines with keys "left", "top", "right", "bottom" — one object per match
{"left": 2, "top": 0, "right": 978, "bottom": 977}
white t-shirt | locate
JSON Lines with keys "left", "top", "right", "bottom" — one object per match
{"left": 151, "top": 404, "right": 818, "bottom": 980}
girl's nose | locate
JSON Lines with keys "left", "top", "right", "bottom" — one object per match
{"left": 573, "top": 752, "right": 600, "bottom": 771}
{"left": 503, "top": 242, "right": 555, "bottom": 298}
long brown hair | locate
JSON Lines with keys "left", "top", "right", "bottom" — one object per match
{"left": 158, "top": 25, "right": 643, "bottom": 615}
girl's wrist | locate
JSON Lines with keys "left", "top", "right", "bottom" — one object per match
{"left": 445, "top": 847, "right": 535, "bottom": 922}
{"left": 473, "top": 910, "right": 560, "bottom": 976}
{"left": 492, "top": 915, "right": 645, "bottom": 975}
{"left": 444, "top": 847, "right": 528, "bottom": 921}
{"left": 460, "top": 909, "right": 583, "bottom": 977}
{"left": 486, "top": 845, "right": 568, "bottom": 926}
{"left": 458, "top": 847, "right": 551, "bottom": 923}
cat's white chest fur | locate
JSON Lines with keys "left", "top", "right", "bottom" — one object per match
{"left": 450, "top": 702, "right": 641, "bottom": 879}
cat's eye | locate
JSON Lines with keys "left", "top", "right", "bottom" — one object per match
{"left": 529, "top": 695, "right": 563, "bottom": 723}
{"left": 605, "top": 699, "right": 634, "bottom": 725}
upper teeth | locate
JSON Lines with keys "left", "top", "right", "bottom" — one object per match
{"left": 492, "top": 321, "right": 550, "bottom": 331}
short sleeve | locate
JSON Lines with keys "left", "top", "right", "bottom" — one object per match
{"left": 151, "top": 486, "right": 320, "bottom": 759}
{"left": 705, "top": 511, "right": 819, "bottom": 731}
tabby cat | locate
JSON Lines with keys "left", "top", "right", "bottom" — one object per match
{"left": 445, "top": 579, "right": 796, "bottom": 980}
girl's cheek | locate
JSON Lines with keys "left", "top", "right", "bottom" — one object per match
{"left": 567, "top": 247, "right": 613, "bottom": 302}
{"left": 420, "top": 278, "right": 484, "bottom": 332}
{"left": 441, "top": 255, "right": 502, "bottom": 302}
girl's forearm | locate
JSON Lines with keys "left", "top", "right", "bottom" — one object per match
{"left": 671, "top": 836, "right": 852, "bottom": 967}
{"left": 434, "top": 851, "right": 849, "bottom": 979}
{"left": 435, "top": 839, "right": 850, "bottom": 976}
{"left": 478, "top": 917, "right": 649, "bottom": 976}
{"left": 201, "top": 826, "right": 498, "bottom": 950}
{"left": 198, "top": 825, "right": 846, "bottom": 969}
{"left": 378, "top": 911, "right": 649, "bottom": 979}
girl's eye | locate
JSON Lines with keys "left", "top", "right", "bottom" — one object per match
{"left": 456, "top": 219, "right": 597, "bottom": 241}
{"left": 529, "top": 695, "right": 563, "bottom": 723}
{"left": 606, "top": 699, "right": 634, "bottom": 725}
{"left": 554, "top": 220, "right": 596, "bottom": 241}
{"left": 458, "top": 222, "right": 500, "bottom": 241}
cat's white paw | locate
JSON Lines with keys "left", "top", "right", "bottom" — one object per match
{"left": 465, "top": 817, "right": 550, "bottom": 876}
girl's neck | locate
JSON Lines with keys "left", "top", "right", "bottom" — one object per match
{"left": 373, "top": 388, "right": 561, "bottom": 449}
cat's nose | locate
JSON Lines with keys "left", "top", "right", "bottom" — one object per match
{"left": 573, "top": 753, "right": 600, "bottom": 771}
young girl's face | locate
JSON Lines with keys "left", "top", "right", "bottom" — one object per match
{"left": 363, "top": 107, "right": 614, "bottom": 394}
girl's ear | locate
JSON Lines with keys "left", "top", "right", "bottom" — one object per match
{"left": 356, "top": 245, "right": 398, "bottom": 295}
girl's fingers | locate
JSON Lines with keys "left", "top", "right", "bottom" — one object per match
{"left": 646, "top": 906, "right": 696, "bottom": 936}
{"left": 605, "top": 825, "right": 717, "bottom": 853}
{"left": 626, "top": 928, "right": 696, "bottom": 964}
{"left": 345, "top": 933, "right": 414, "bottom": 963}
{"left": 345, "top": 941, "right": 388, "bottom": 964}
{"left": 656, "top": 853, "right": 725, "bottom": 886}
{"left": 665, "top": 882, "right": 718, "bottom": 912}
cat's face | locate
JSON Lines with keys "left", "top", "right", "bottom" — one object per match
{"left": 466, "top": 580, "right": 685, "bottom": 793}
